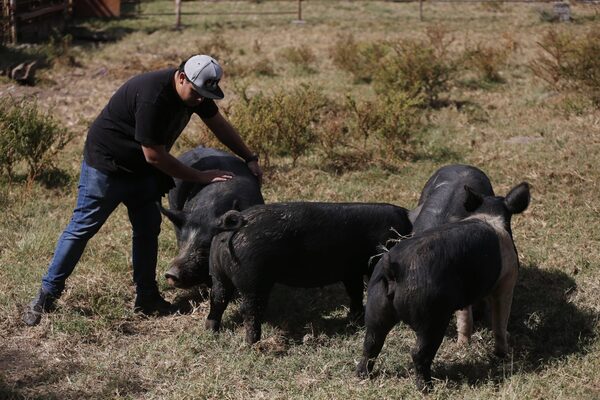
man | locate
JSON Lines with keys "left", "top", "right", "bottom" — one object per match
{"left": 22, "top": 55, "right": 262, "bottom": 326}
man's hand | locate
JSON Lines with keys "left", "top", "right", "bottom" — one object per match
{"left": 142, "top": 144, "right": 235, "bottom": 184}
{"left": 199, "top": 169, "right": 235, "bottom": 184}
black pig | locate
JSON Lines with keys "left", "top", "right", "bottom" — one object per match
{"left": 160, "top": 147, "right": 264, "bottom": 288}
{"left": 411, "top": 164, "right": 496, "bottom": 343}
{"left": 207, "top": 202, "right": 413, "bottom": 344}
{"left": 357, "top": 182, "right": 530, "bottom": 390}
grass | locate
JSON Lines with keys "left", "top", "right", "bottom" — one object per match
{"left": 1, "top": 1, "right": 600, "bottom": 399}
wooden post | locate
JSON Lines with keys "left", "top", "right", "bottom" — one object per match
{"left": 9, "top": 0, "right": 18, "bottom": 43}
{"left": 292, "top": 0, "right": 304, "bottom": 24}
{"left": 175, "top": 0, "right": 182, "bottom": 30}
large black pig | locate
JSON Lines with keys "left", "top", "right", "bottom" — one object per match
{"left": 410, "top": 164, "right": 495, "bottom": 343}
{"left": 207, "top": 202, "right": 413, "bottom": 344}
{"left": 160, "top": 147, "right": 264, "bottom": 288}
{"left": 357, "top": 182, "right": 530, "bottom": 390}
{"left": 411, "top": 164, "right": 494, "bottom": 233}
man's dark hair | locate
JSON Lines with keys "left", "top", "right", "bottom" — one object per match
{"left": 178, "top": 60, "right": 186, "bottom": 73}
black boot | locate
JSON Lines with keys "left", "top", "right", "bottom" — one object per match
{"left": 22, "top": 288, "right": 56, "bottom": 326}
{"left": 134, "top": 291, "right": 172, "bottom": 316}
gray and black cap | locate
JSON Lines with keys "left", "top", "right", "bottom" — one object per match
{"left": 184, "top": 55, "right": 224, "bottom": 100}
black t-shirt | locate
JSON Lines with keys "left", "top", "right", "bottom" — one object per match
{"left": 84, "top": 68, "right": 218, "bottom": 177}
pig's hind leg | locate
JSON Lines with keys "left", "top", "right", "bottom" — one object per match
{"left": 356, "top": 281, "right": 396, "bottom": 378}
{"left": 205, "top": 276, "right": 235, "bottom": 332}
{"left": 240, "top": 288, "right": 272, "bottom": 345}
{"left": 410, "top": 312, "right": 452, "bottom": 391}
{"left": 343, "top": 275, "right": 365, "bottom": 323}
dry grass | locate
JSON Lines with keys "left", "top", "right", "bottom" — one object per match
{"left": 1, "top": 1, "right": 600, "bottom": 399}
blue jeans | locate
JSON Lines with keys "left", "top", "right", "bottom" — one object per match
{"left": 41, "top": 161, "right": 162, "bottom": 297}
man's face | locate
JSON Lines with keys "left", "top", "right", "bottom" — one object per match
{"left": 177, "top": 71, "right": 205, "bottom": 107}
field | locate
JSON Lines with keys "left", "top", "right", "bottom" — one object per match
{"left": 1, "top": 0, "right": 599, "bottom": 398}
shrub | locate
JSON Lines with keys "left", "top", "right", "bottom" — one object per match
{"left": 329, "top": 34, "right": 387, "bottom": 83}
{"left": 314, "top": 102, "right": 353, "bottom": 160}
{"left": 531, "top": 28, "right": 600, "bottom": 104}
{"left": 464, "top": 42, "right": 510, "bottom": 82}
{"left": 347, "top": 92, "right": 425, "bottom": 162}
{"left": 231, "top": 84, "right": 327, "bottom": 166}
{"left": 0, "top": 97, "right": 73, "bottom": 182}
{"left": 530, "top": 29, "right": 573, "bottom": 90}
{"left": 373, "top": 35, "right": 457, "bottom": 105}
{"left": 42, "top": 33, "right": 79, "bottom": 68}
{"left": 279, "top": 44, "right": 317, "bottom": 73}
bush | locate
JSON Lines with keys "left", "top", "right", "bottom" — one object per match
{"left": 231, "top": 84, "right": 327, "bottom": 166}
{"left": 374, "top": 37, "right": 457, "bottom": 106}
{"left": 464, "top": 42, "right": 510, "bottom": 82}
{"left": 347, "top": 92, "right": 425, "bottom": 162}
{"left": 531, "top": 28, "right": 600, "bottom": 104}
{"left": 329, "top": 34, "right": 387, "bottom": 83}
{"left": 279, "top": 44, "right": 317, "bottom": 73}
{"left": 0, "top": 98, "right": 73, "bottom": 182}
{"left": 530, "top": 29, "right": 573, "bottom": 90}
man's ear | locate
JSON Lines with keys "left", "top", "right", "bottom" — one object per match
{"left": 175, "top": 70, "right": 186, "bottom": 85}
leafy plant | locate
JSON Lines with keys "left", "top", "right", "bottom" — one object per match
{"left": 346, "top": 92, "right": 425, "bottom": 162}
{"left": 279, "top": 44, "right": 317, "bottom": 73}
{"left": 231, "top": 84, "right": 327, "bottom": 166}
{"left": 329, "top": 34, "right": 386, "bottom": 83}
{"left": 0, "top": 97, "right": 73, "bottom": 182}
{"left": 464, "top": 42, "right": 510, "bottom": 82}
{"left": 374, "top": 38, "right": 457, "bottom": 106}
{"left": 530, "top": 29, "right": 573, "bottom": 90}
{"left": 531, "top": 28, "right": 600, "bottom": 104}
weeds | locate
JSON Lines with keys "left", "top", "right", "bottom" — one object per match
{"left": 231, "top": 84, "right": 327, "bottom": 166}
{"left": 0, "top": 97, "right": 73, "bottom": 182}
{"left": 355, "top": 92, "right": 425, "bottom": 161}
{"left": 464, "top": 42, "right": 510, "bottom": 82}
{"left": 377, "top": 41, "right": 456, "bottom": 105}
{"left": 329, "top": 34, "right": 386, "bottom": 83}
{"left": 279, "top": 44, "right": 317, "bottom": 73}
{"left": 531, "top": 27, "right": 600, "bottom": 104}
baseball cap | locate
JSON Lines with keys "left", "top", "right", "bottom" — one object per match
{"left": 183, "top": 55, "right": 224, "bottom": 100}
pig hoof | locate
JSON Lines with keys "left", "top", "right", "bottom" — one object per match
{"left": 205, "top": 319, "right": 220, "bottom": 332}
{"left": 415, "top": 376, "right": 433, "bottom": 392}
{"left": 494, "top": 348, "right": 508, "bottom": 358}
{"left": 457, "top": 335, "right": 470, "bottom": 346}
{"left": 356, "top": 362, "right": 370, "bottom": 379}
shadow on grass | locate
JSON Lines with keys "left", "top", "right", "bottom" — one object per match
{"left": 437, "top": 263, "right": 597, "bottom": 386}
{"left": 0, "top": 348, "right": 79, "bottom": 399}
{"left": 67, "top": 25, "right": 135, "bottom": 43}
{"left": 264, "top": 283, "right": 361, "bottom": 343}
{"left": 209, "top": 281, "right": 359, "bottom": 343}
{"left": 36, "top": 168, "right": 73, "bottom": 189}
{"left": 0, "top": 345, "right": 148, "bottom": 399}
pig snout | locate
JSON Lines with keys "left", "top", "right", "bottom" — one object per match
{"left": 165, "top": 266, "right": 181, "bottom": 287}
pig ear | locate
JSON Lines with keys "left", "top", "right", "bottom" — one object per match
{"left": 464, "top": 185, "right": 484, "bottom": 212}
{"left": 220, "top": 210, "right": 245, "bottom": 230}
{"left": 158, "top": 204, "right": 187, "bottom": 228}
{"left": 504, "top": 182, "right": 530, "bottom": 214}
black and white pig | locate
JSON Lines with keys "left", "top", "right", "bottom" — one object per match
{"left": 410, "top": 164, "right": 496, "bottom": 344}
{"left": 160, "top": 147, "right": 264, "bottom": 288}
{"left": 207, "top": 202, "right": 413, "bottom": 344}
{"left": 357, "top": 182, "right": 530, "bottom": 390}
